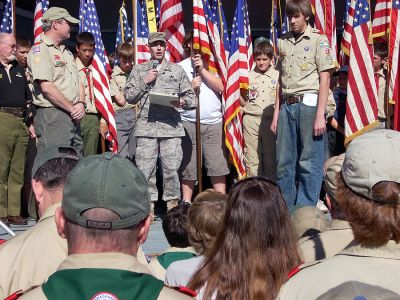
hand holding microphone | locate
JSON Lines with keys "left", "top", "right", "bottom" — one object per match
{"left": 144, "top": 60, "right": 159, "bottom": 84}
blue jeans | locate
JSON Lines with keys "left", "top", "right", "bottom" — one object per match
{"left": 276, "top": 103, "right": 324, "bottom": 209}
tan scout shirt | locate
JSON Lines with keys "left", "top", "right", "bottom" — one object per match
{"left": 110, "top": 65, "right": 135, "bottom": 111}
{"left": 0, "top": 203, "right": 66, "bottom": 299}
{"left": 148, "top": 247, "right": 196, "bottom": 281}
{"left": 75, "top": 58, "right": 97, "bottom": 114}
{"left": 277, "top": 24, "right": 336, "bottom": 97}
{"left": 243, "top": 67, "right": 279, "bottom": 117}
{"left": 27, "top": 34, "right": 80, "bottom": 107}
{"left": 298, "top": 219, "right": 354, "bottom": 263}
{"left": 278, "top": 241, "right": 400, "bottom": 299}
{"left": 19, "top": 253, "right": 192, "bottom": 300}
{"left": 376, "top": 68, "right": 387, "bottom": 119}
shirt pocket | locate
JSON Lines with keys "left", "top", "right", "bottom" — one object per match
{"left": 296, "top": 53, "right": 316, "bottom": 75}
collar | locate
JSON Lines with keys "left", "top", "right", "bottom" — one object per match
{"left": 38, "top": 202, "right": 61, "bottom": 223}
{"left": 338, "top": 240, "right": 400, "bottom": 260}
{"left": 41, "top": 33, "right": 65, "bottom": 51}
{"left": 75, "top": 57, "right": 91, "bottom": 71}
{"left": 112, "top": 64, "right": 127, "bottom": 76}
{"left": 164, "top": 246, "right": 196, "bottom": 254}
{"left": 328, "top": 219, "right": 352, "bottom": 231}
{"left": 58, "top": 253, "right": 151, "bottom": 274}
{"left": 0, "top": 59, "right": 17, "bottom": 69}
{"left": 252, "top": 66, "right": 274, "bottom": 79}
{"left": 288, "top": 24, "right": 312, "bottom": 43}
{"left": 146, "top": 59, "right": 172, "bottom": 72}
{"left": 375, "top": 67, "right": 385, "bottom": 77}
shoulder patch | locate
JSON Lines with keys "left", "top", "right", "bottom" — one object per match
{"left": 318, "top": 40, "right": 330, "bottom": 48}
{"left": 32, "top": 46, "right": 41, "bottom": 54}
{"left": 174, "top": 286, "right": 197, "bottom": 297}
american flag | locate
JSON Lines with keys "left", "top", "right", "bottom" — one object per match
{"left": 159, "top": 0, "right": 185, "bottom": 62}
{"left": 224, "top": 0, "right": 253, "bottom": 178}
{"left": 33, "top": 0, "right": 49, "bottom": 43}
{"left": 389, "top": 0, "right": 400, "bottom": 130}
{"left": 156, "top": 0, "right": 161, "bottom": 27}
{"left": 211, "top": 0, "right": 230, "bottom": 54}
{"left": 0, "top": 0, "right": 13, "bottom": 33}
{"left": 344, "top": 0, "right": 378, "bottom": 143}
{"left": 135, "top": 0, "right": 151, "bottom": 64}
{"left": 269, "top": 0, "right": 280, "bottom": 61}
{"left": 372, "top": 0, "right": 391, "bottom": 38}
{"left": 281, "top": 13, "right": 290, "bottom": 35}
{"left": 311, "top": 0, "right": 337, "bottom": 61}
{"left": 340, "top": 0, "right": 352, "bottom": 65}
{"left": 79, "top": 0, "right": 118, "bottom": 152}
{"left": 115, "top": 1, "right": 132, "bottom": 51}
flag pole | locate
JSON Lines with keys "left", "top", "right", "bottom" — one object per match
{"left": 132, "top": 0, "right": 137, "bottom": 64}
{"left": 12, "top": 0, "right": 16, "bottom": 35}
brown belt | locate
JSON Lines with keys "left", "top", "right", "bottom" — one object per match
{"left": 0, "top": 106, "right": 26, "bottom": 117}
{"left": 284, "top": 95, "right": 304, "bottom": 105}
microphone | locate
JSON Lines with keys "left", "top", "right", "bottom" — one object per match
{"left": 152, "top": 60, "right": 159, "bottom": 70}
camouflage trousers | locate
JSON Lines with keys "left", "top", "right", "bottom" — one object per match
{"left": 135, "top": 137, "right": 182, "bottom": 202}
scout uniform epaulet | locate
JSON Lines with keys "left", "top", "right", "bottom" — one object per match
{"left": 287, "top": 260, "right": 324, "bottom": 279}
{"left": 5, "top": 285, "right": 40, "bottom": 300}
{"left": 173, "top": 285, "right": 197, "bottom": 298}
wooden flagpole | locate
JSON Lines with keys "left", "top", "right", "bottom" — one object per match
{"left": 12, "top": 0, "right": 16, "bottom": 35}
{"left": 132, "top": 0, "right": 137, "bottom": 63}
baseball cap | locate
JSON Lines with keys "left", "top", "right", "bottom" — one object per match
{"left": 62, "top": 153, "right": 150, "bottom": 229}
{"left": 291, "top": 206, "right": 329, "bottom": 239}
{"left": 148, "top": 32, "right": 166, "bottom": 44}
{"left": 29, "top": 145, "right": 80, "bottom": 219}
{"left": 43, "top": 7, "right": 79, "bottom": 24}
{"left": 341, "top": 129, "right": 400, "bottom": 203}
{"left": 324, "top": 154, "right": 345, "bottom": 200}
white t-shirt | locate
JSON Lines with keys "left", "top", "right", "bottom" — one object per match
{"left": 178, "top": 58, "right": 223, "bottom": 125}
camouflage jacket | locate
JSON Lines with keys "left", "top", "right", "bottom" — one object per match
{"left": 124, "top": 60, "right": 195, "bottom": 138}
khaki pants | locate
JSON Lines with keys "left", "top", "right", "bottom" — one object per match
{"left": 80, "top": 113, "right": 100, "bottom": 156}
{"left": 243, "top": 114, "right": 277, "bottom": 179}
{"left": 0, "top": 112, "right": 29, "bottom": 217}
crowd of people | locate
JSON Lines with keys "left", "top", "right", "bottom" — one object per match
{"left": 0, "top": 0, "right": 399, "bottom": 298}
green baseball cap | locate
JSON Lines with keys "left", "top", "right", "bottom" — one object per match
{"left": 43, "top": 7, "right": 79, "bottom": 24}
{"left": 291, "top": 206, "right": 328, "bottom": 239}
{"left": 62, "top": 153, "right": 150, "bottom": 229}
{"left": 324, "top": 153, "right": 345, "bottom": 201}
{"left": 341, "top": 129, "right": 400, "bottom": 203}
{"left": 148, "top": 32, "right": 166, "bottom": 44}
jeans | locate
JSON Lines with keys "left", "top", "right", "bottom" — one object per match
{"left": 276, "top": 103, "right": 324, "bottom": 209}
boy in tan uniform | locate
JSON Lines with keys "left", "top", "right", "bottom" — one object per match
{"left": 373, "top": 42, "right": 388, "bottom": 128}
{"left": 110, "top": 42, "right": 136, "bottom": 159}
{"left": 241, "top": 40, "right": 279, "bottom": 179}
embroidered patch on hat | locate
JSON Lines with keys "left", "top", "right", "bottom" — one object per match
{"left": 90, "top": 292, "right": 119, "bottom": 300}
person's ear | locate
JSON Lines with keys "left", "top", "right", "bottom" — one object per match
{"left": 31, "top": 179, "right": 44, "bottom": 205}
{"left": 137, "top": 216, "right": 151, "bottom": 245}
{"left": 55, "top": 208, "right": 67, "bottom": 239}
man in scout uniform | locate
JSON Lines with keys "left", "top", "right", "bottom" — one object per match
{"left": 373, "top": 42, "right": 388, "bottom": 128}
{"left": 241, "top": 39, "right": 279, "bottom": 179}
{"left": 75, "top": 32, "right": 101, "bottom": 156}
{"left": 298, "top": 154, "right": 354, "bottom": 262}
{"left": 124, "top": 32, "right": 195, "bottom": 214}
{"left": 18, "top": 153, "right": 194, "bottom": 300}
{"left": 148, "top": 204, "right": 196, "bottom": 280}
{"left": 274, "top": 0, "right": 336, "bottom": 209}
{"left": 110, "top": 42, "right": 136, "bottom": 160}
{"left": 0, "top": 33, "right": 33, "bottom": 226}
{"left": 28, "top": 7, "right": 85, "bottom": 154}
{"left": 0, "top": 145, "right": 80, "bottom": 299}
{"left": 278, "top": 130, "right": 400, "bottom": 299}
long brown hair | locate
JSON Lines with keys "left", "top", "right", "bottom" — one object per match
{"left": 188, "top": 178, "right": 301, "bottom": 300}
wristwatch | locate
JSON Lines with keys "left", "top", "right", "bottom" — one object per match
{"left": 77, "top": 101, "right": 87, "bottom": 109}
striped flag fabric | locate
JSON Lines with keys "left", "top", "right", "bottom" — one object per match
{"left": 224, "top": 0, "right": 253, "bottom": 178}
{"left": 311, "top": 0, "right": 337, "bottom": 61}
{"left": 0, "top": 0, "right": 13, "bottom": 33}
{"left": 159, "top": 0, "right": 185, "bottom": 62}
{"left": 79, "top": 0, "right": 118, "bottom": 152}
{"left": 344, "top": 0, "right": 378, "bottom": 143}
{"left": 389, "top": 0, "right": 400, "bottom": 130}
{"left": 269, "top": 0, "right": 280, "bottom": 61}
{"left": 115, "top": 1, "right": 132, "bottom": 51}
{"left": 135, "top": 0, "right": 151, "bottom": 64}
{"left": 372, "top": 0, "right": 391, "bottom": 39}
{"left": 339, "top": 0, "right": 352, "bottom": 65}
{"left": 33, "top": 0, "right": 49, "bottom": 43}
{"left": 211, "top": 0, "right": 230, "bottom": 54}
{"left": 243, "top": 0, "right": 253, "bottom": 70}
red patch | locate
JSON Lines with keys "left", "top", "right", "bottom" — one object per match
{"left": 325, "top": 48, "right": 331, "bottom": 54}
{"left": 287, "top": 263, "right": 304, "bottom": 279}
{"left": 175, "top": 286, "right": 197, "bottom": 297}
{"left": 54, "top": 55, "right": 61, "bottom": 60}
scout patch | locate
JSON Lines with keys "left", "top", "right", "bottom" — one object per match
{"left": 318, "top": 41, "right": 330, "bottom": 48}
{"left": 271, "top": 79, "right": 276, "bottom": 84}
{"left": 90, "top": 292, "right": 118, "bottom": 300}
{"left": 270, "top": 90, "right": 276, "bottom": 97}
{"left": 325, "top": 48, "right": 330, "bottom": 55}
{"left": 304, "top": 46, "right": 310, "bottom": 51}
{"left": 54, "top": 60, "right": 65, "bottom": 67}
{"left": 32, "top": 46, "right": 40, "bottom": 53}
{"left": 54, "top": 55, "right": 61, "bottom": 60}
{"left": 300, "top": 63, "right": 308, "bottom": 71}
{"left": 326, "top": 55, "right": 334, "bottom": 65}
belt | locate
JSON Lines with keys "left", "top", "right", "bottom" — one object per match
{"left": 0, "top": 106, "right": 26, "bottom": 117}
{"left": 284, "top": 95, "right": 304, "bottom": 105}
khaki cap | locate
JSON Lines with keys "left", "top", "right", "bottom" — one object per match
{"left": 341, "top": 129, "right": 400, "bottom": 203}
{"left": 148, "top": 32, "right": 166, "bottom": 44}
{"left": 43, "top": 7, "right": 79, "bottom": 24}
{"left": 324, "top": 154, "right": 345, "bottom": 200}
{"left": 291, "top": 206, "right": 328, "bottom": 239}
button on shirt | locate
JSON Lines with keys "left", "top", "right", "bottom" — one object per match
{"left": 27, "top": 34, "right": 80, "bottom": 107}
{"left": 75, "top": 58, "right": 97, "bottom": 114}
{"left": 276, "top": 24, "right": 336, "bottom": 97}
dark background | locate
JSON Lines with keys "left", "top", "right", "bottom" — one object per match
{"left": 7, "top": 0, "right": 377, "bottom": 53}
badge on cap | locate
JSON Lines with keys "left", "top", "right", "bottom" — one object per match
{"left": 304, "top": 46, "right": 310, "bottom": 51}
{"left": 90, "top": 292, "right": 118, "bottom": 300}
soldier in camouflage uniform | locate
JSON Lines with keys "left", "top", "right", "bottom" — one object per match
{"left": 124, "top": 32, "right": 195, "bottom": 213}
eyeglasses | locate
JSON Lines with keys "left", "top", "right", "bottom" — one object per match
{"left": 0, "top": 42, "right": 16, "bottom": 49}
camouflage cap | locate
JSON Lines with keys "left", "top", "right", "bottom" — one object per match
{"left": 148, "top": 32, "right": 166, "bottom": 44}
{"left": 62, "top": 153, "right": 150, "bottom": 229}
{"left": 43, "top": 7, "right": 79, "bottom": 24}
{"left": 341, "top": 129, "right": 400, "bottom": 203}
{"left": 324, "top": 154, "right": 345, "bottom": 201}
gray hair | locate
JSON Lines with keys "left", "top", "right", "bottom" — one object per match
{"left": 42, "top": 18, "right": 64, "bottom": 32}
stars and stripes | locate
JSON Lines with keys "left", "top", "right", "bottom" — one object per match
{"left": 0, "top": 0, "right": 13, "bottom": 33}
{"left": 340, "top": 0, "right": 352, "bottom": 65}
{"left": 33, "top": 0, "right": 49, "bottom": 43}
{"left": 269, "top": 0, "right": 280, "bottom": 61}
{"left": 115, "top": 1, "right": 132, "bottom": 51}
{"left": 389, "top": 0, "right": 400, "bottom": 130}
{"left": 311, "top": 0, "right": 337, "bottom": 61}
{"left": 224, "top": 0, "right": 253, "bottom": 178}
{"left": 159, "top": 0, "right": 185, "bottom": 62}
{"left": 211, "top": 0, "right": 230, "bottom": 54}
{"left": 135, "top": 0, "right": 151, "bottom": 64}
{"left": 344, "top": 0, "right": 378, "bottom": 142}
{"left": 372, "top": 0, "right": 391, "bottom": 38}
{"left": 79, "top": 0, "right": 118, "bottom": 152}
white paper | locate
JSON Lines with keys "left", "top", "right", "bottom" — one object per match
{"left": 149, "top": 92, "right": 179, "bottom": 108}
{"left": 302, "top": 93, "right": 318, "bottom": 106}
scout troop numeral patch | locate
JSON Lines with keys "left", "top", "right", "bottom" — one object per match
{"left": 90, "top": 292, "right": 119, "bottom": 300}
